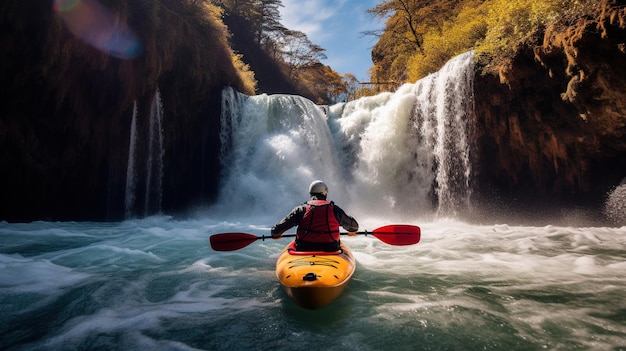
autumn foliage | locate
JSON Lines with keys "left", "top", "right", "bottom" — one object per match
{"left": 367, "top": 0, "right": 600, "bottom": 90}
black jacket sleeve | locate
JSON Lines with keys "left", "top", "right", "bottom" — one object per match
{"left": 271, "top": 204, "right": 306, "bottom": 237}
{"left": 333, "top": 205, "right": 359, "bottom": 232}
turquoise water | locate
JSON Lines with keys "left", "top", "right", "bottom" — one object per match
{"left": 1, "top": 217, "right": 625, "bottom": 350}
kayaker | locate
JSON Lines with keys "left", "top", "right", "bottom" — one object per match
{"left": 271, "top": 180, "right": 359, "bottom": 251}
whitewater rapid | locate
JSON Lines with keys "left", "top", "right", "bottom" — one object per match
{"left": 1, "top": 218, "right": 624, "bottom": 350}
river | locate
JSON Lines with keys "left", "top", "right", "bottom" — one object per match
{"left": 1, "top": 217, "right": 625, "bottom": 350}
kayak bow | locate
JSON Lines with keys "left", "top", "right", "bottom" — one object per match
{"left": 275, "top": 241, "right": 355, "bottom": 309}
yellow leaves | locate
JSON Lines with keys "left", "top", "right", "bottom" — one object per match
{"left": 478, "top": 0, "right": 571, "bottom": 63}
{"left": 371, "top": 0, "right": 597, "bottom": 84}
{"left": 232, "top": 54, "right": 257, "bottom": 95}
{"left": 202, "top": 1, "right": 224, "bottom": 19}
{"left": 407, "top": 0, "right": 489, "bottom": 81}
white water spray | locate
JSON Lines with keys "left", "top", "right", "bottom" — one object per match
{"left": 218, "top": 52, "right": 475, "bottom": 221}
{"left": 604, "top": 178, "right": 626, "bottom": 225}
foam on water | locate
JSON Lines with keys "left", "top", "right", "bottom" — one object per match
{"left": 0, "top": 254, "right": 91, "bottom": 294}
{"left": 2, "top": 218, "right": 624, "bottom": 350}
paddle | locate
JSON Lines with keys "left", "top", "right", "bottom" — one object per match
{"left": 209, "top": 224, "right": 421, "bottom": 251}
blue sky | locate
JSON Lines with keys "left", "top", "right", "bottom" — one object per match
{"left": 279, "top": 0, "right": 383, "bottom": 82}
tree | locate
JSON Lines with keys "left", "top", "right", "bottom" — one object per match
{"left": 258, "top": 0, "right": 286, "bottom": 44}
{"left": 215, "top": 0, "right": 346, "bottom": 103}
{"left": 366, "top": 0, "right": 428, "bottom": 54}
{"left": 366, "top": 0, "right": 467, "bottom": 85}
{"left": 278, "top": 30, "right": 327, "bottom": 80}
{"left": 341, "top": 74, "right": 359, "bottom": 102}
{"left": 216, "top": 0, "right": 285, "bottom": 45}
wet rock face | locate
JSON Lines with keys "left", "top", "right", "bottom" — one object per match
{"left": 472, "top": 1, "right": 626, "bottom": 212}
{"left": 0, "top": 1, "right": 244, "bottom": 222}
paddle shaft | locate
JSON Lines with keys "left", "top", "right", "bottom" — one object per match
{"left": 210, "top": 225, "right": 421, "bottom": 251}
{"left": 253, "top": 230, "right": 404, "bottom": 241}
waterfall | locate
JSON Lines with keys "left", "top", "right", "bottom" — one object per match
{"left": 124, "top": 89, "right": 164, "bottom": 219}
{"left": 331, "top": 51, "right": 475, "bottom": 219}
{"left": 413, "top": 51, "right": 475, "bottom": 216}
{"left": 124, "top": 101, "right": 138, "bottom": 218}
{"left": 217, "top": 52, "right": 475, "bottom": 221}
{"left": 217, "top": 90, "right": 344, "bottom": 217}
{"left": 145, "top": 88, "right": 164, "bottom": 216}
{"left": 219, "top": 87, "right": 245, "bottom": 170}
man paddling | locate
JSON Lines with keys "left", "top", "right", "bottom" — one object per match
{"left": 271, "top": 180, "right": 359, "bottom": 251}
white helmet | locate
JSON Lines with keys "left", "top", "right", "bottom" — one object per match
{"left": 308, "top": 180, "right": 328, "bottom": 197}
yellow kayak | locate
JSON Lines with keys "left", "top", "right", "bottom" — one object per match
{"left": 275, "top": 241, "right": 356, "bottom": 309}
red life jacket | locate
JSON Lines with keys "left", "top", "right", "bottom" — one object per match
{"left": 296, "top": 200, "right": 340, "bottom": 244}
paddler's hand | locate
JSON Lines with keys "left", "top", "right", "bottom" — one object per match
{"left": 270, "top": 228, "right": 282, "bottom": 240}
{"left": 348, "top": 231, "right": 357, "bottom": 236}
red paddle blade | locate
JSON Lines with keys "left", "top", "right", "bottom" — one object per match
{"left": 210, "top": 232, "right": 260, "bottom": 251}
{"left": 372, "top": 224, "right": 421, "bottom": 245}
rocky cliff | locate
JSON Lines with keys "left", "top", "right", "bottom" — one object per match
{"left": 0, "top": 0, "right": 248, "bottom": 221}
{"left": 472, "top": 0, "right": 626, "bottom": 221}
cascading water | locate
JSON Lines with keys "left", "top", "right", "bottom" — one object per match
{"left": 124, "top": 100, "right": 138, "bottom": 218}
{"left": 217, "top": 90, "right": 345, "bottom": 218}
{"left": 413, "top": 51, "right": 475, "bottom": 216}
{"left": 218, "top": 52, "right": 475, "bottom": 221}
{"left": 145, "top": 88, "right": 164, "bottom": 216}
{"left": 124, "top": 89, "right": 164, "bottom": 218}
{"left": 329, "top": 51, "right": 475, "bottom": 219}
